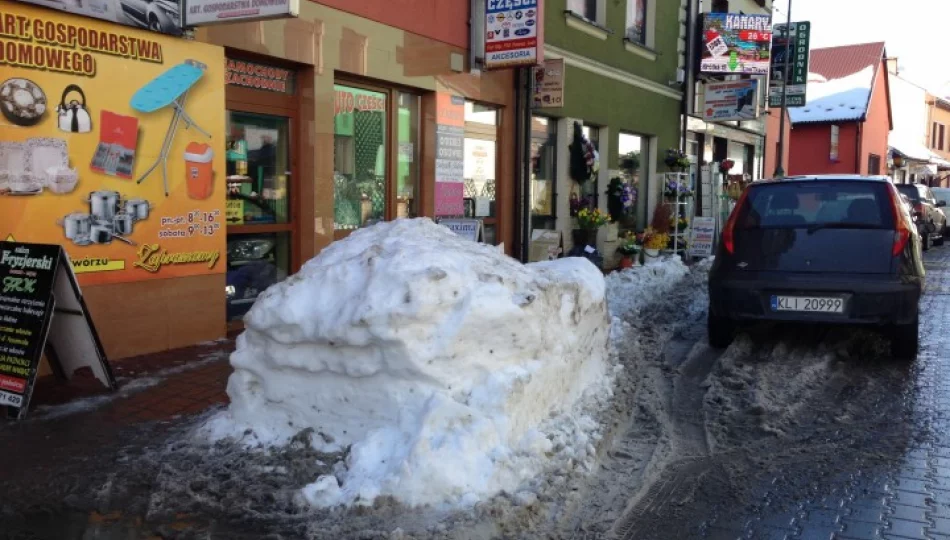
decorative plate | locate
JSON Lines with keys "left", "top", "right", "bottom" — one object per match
{"left": 0, "top": 78, "right": 47, "bottom": 127}
{"left": 25, "top": 137, "right": 68, "bottom": 173}
{"left": 0, "top": 141, "right": 25, "bottom": 172}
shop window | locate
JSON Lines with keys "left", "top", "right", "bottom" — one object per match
{"left": 567, "top": 0, "right": 598, "bottom": 22}
{"left": 397, "top": 92, "right": 421, "bottom": 218}
{"left": 580, "top": 124, "right": 601, "bottom": 208}
{"left": 531, "top": 116, "right": 557, "bottom": 226}
{"left": 226, "top": 232, "right": 291, "bottom": 321}
{"left": 333, "top": 84, "right": 388, "bottom": 229}
{"left": 226, "top": 112, "right": 291, "bottom": 224}
{"left": 618, "top": 132, "right": 645, "bottom": 226}
{"left": 463, "top": 102, "right": 500, "bottom": 230}
{"left": 625, "top": 0, "right": 648, "bottom": 45}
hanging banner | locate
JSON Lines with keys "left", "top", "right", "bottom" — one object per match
{"left": 533, "top": 58, "right": 564, "bottom": 109}
{"left": 769, "top": 21, "right": 811, "bottom": 108}
{"left": 0, "top": 3, "right": 227, "bottom": 286}
{"left": 700, "top": 13, "right": 772, "bottom": 75}
{"left": 703, "top": 80, "right": 760, "bottom": 122}
{"left": 12, "top": 0, "right": 184, "bottom": 35}
{"left": 485, "top": 0, "right": 541, "bottom": 69}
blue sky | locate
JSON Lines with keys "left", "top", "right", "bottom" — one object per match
{"left": 771, "top": 0, "right": 949, "bottom": 94}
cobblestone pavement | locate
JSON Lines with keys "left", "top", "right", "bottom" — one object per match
{"left": 616, "top": 248, "right": 950, "bottom": 540}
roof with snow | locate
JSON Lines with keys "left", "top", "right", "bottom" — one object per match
{"left": 788, "top": 42, "right": 889, "bottom": 125}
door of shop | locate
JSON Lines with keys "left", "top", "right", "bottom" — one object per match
{"left": 224, "top": 57, "right": 300, "bottom": 325}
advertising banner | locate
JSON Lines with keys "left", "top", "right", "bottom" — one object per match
{"left": 435, "top": 93, "right": 464, "bottom": 217}
{"left": 700, "top": 13, "right": 772, "bottom": 75}
{"left": 184, "top": 0, "right": 299, "bottom": 27}
{"left": 533, "top": 58, "right": 564, "bottom": 109}
{"left": 13, "top": 0, "right": 184, "bottom": 35}
{"left": 703, "top": 80, "right": 760, "bottom": 122}
{"left": 485, "top": 0, "right": 540, "bottom": 69}
{"left": 0, "top": 3, "right": 227, "bottom": 286}
{"left": 769, "top": 22, "right": 811, "bottom": 108}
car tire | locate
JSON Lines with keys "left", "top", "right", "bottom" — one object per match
{"left": 708, "top": 313, "right": 735, "bottom": 349}
{"left": 937, "top": 233, "right": 945, "bottom": 247}
{"left": 891, "top": 317, "right": 919, "bottom": 361}
{"left": 923, "top": 232, "right": 931, "bottom": 251}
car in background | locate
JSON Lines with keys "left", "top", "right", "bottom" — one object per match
{"left": 118, "top": 0, "right": 181, "bottom": 34}
{"left": 932, "top": 187, "right": 950, "bottom": 233}
{"left": 708, "top": 175, "right": 924, "bottom": 359}
{"left": 895, "top": 183, "right": 947, "bottom": 250}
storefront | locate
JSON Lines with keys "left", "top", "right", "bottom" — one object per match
{"left": 0, "top": 1, "right": 228, "bottom": 360}
{"left": 196, "top": 5, "right": 518, "bottom": 325}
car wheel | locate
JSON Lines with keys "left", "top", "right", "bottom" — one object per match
{"left": 937, "top": 233, "right": 945, "bottom": 246}
{"left": 891, "top": 317, "right": 919, "bottom": 361}
{"left": 708, "top": 313, "right": 735, "bottom": 349}
{"left": 148, "top": 15, "right": 162, "bottom": 32}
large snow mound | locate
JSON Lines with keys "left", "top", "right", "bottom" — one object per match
{"left": 205, "top": 219, "right": 610, "bottom": 508}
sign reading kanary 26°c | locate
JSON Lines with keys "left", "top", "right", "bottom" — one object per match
{"left": 485, "top": 0, "right": 541, "bottom": 69}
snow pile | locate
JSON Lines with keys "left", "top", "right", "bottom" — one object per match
{"left": 604, "top": 256, "right": 690, "bottom": 321}
{"left": 204, "top": 219, "right": 611, "bottom": 508}
{"left": 789, "top": 65, "right": 875, "bottom": 124}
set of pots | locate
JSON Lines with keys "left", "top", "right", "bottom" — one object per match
{"left": 59, "top": 191, "right": 152, "bottom": 246}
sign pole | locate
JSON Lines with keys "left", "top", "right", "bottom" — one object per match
{"left": 773, "top": 0, "right": 793, "bottom": 178}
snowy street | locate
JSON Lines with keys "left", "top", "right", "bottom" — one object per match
{"left": 2, "top": 242, "right": 950, "bottom": 539}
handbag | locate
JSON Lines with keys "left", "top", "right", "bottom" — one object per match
{"left": 57, "top": 84, "right": 92, "bottom": 133}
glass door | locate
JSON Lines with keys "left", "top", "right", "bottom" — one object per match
{"left": 225, "top": 111, "right": 293, "bottom": 321}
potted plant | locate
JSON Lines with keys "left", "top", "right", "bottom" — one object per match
{"left": 617, "top": 231, "right": 641, "bottom": 269}
{"left": 664, "top": 148, "right": 691, "bottom": 172}
{"left": 574, "top": 207, "right": 610, "bottom": 247}
{"left": 671, "top": 215, "right": 690, "bottom": 233}
{"left": 620, "top": 151, "right": 640, "bottom": 176}
{"left": 638, "top": 227, "right": 671, "bottom": 260}
{"left": 664, "top": 177, "right": 694, "bottom": 200}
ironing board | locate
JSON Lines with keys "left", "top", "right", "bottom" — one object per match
{"left": 131, "top": 59, "right": 211, "bottom": 196}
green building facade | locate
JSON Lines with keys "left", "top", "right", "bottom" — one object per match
{"left": 528, "top": 0, "right": 686, "bottom": 261}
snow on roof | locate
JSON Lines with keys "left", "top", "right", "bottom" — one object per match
{"left": 889, "top": 136, "right": 935, "bottom": 162}
{"left": 807, "top": 72, "right": 827, "bottom": 83}
{"left": 789, "top": 65, "right": 875, "bottom": 124}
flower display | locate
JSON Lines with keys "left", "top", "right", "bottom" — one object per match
{"left": 638, "top": 227, "right": 670, "bottom": 251}
{"left": 576, "top": 207, "right": 610, "bottom": 230}
{"left": 617, "top": 231, "right": 641, "bottom": 256}
{"left": 569, "top": 193, "right": 594, "bottom": 217}
{"left": 671, "top": 216, "right": 690, "bottom": 232}
{"left": 664, "top": 148, "right": 691, "bottom": 170}
{"left": 664, "top": 178, "right": 694, "bottom": 198}
{"left": 719, "top": 158, "right": 735, "bottom": 174}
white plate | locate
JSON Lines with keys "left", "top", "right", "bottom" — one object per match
{"left": 26, "top": 137, "right": 68, "bottom": 173}
{"left": 0, "top": 141, "right": 25, "bottom": 171}
{"left": 771, "top": 295, "right": 844, "bottom": 314}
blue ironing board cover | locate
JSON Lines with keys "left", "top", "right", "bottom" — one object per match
{"left": 131, "top": 62, "right": 205, "bottom": 113}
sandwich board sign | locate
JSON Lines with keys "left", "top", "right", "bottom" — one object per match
{"left": 0, "top": 241, "right": 116, "bottom": 419}
{"left": 439, "top": 219, "right": 483, "bottom": 242}
{"left": 688, "top": 217, "right": 716, "bottom": 258}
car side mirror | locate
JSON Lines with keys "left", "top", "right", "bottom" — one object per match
{"left": 938, "top": 200, "right": 947, "bottom": 208}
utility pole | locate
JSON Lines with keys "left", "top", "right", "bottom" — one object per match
{"left": 773, "top": 0, "right": 793, "bottom": 178}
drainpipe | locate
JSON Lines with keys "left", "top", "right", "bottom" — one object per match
{"left": 855, "top": 122, "right": 863, "bottom": 174}
{"left": 517, "top": 67, "right": 532, "bottom": 263}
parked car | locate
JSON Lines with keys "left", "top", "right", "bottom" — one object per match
{"left": 708, "top": 175, "right": 924, "bottom": 359}
{"left": 932, "top": 187, "right": 950, "bottom": 233}
{"left": 118, "top": 0, "right": 181, "bottom": 34}
{"left": 895, "top": 183, "right": 946, "bottom": 250}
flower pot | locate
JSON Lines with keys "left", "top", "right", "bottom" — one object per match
{"left": 619, "top": 255, "right": 637, "bottom": 269}
{"left": 644, "top": 248, "right": 660, "bottom": 259}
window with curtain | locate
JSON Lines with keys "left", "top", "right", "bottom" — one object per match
{"left": 626, "top": 0, "right": 647, "bottom": 44}
{"left": 567, "top": 0, "right": 598, "bottom": 21}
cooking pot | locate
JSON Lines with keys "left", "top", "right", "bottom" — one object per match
{"left": 88, "top": 190, "right": 121, "bottom": 221}
{"left": 60, "top": 212, "right": 91, "bottom": 241}
{"left": 89, "top": 220, "right": 113, "bottom": 244}
{"left": 113, "top": 212, "right": 134, "bottom": 236}
{"left": 124, "top": 198, "right": 151, "bottom": 221}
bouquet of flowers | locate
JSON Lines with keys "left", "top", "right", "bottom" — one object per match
{"left": 665, "top": 178, "right": 694, "bottom": 198}
{"left": 719, "top": 158, "right": 735, "bottom": 174}
{"left": 671, "top": 216, "right": 690, "bottom": 233}
{"left": 606, "top": 178, "right": 637, "bottom": 222}
{"left": 638, "top": 227, "right": 670, "bottom": 251}
{"left": 569, "top": 193, "right": 594, "bottom": 217}
{"left": 577, "top": 207, "right": 610, "bottom": 230}
{"left": 664, "top": 148, "right": 691, "bottom": 170}
{"left": 618, "top": 231, "right": 642, "bottom": 256}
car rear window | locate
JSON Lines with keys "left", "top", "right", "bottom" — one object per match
{"left": 737, "top": 181, "right": 896, "bottom": 230}
{"left": 896, "top": 184, "right": 921, "bottom": 201}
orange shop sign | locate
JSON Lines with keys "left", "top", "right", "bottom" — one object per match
{"left": 225, "top": 58, "right": 294, "bottom": 93}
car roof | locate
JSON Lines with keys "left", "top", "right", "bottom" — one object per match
{"left": 764, "top": 175, "right": 892, "bottom": 183}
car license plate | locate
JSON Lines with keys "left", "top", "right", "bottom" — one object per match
{"left": 771, "top": 295, "right": 844, "bottom": 313}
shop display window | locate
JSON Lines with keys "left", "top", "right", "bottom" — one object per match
{"left": 333, "top": 85, "right": 388, "bottom": 229}
{"left": 225, "top": 232, "right": 291, "bottom": 321}
{"left": 225, "top": 112, "right": 292, "bottom": 225}
{"left": 531, "top": 116, "right": 557, "bottom": 227}
{"left": 397, "top": 92, "right": 421, "bottom": 218}
{"left": 463, "top": 102, "right": 499, "bottom": 222}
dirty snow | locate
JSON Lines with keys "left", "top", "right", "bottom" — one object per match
{"left": 789, "top": 65, "right": 875, "bottom": 124}
{"left": 604, "top": 256, "right": 690, "bottom": 321}
{"left": 201, "top": 218, "right": 612, "bottom": 509}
